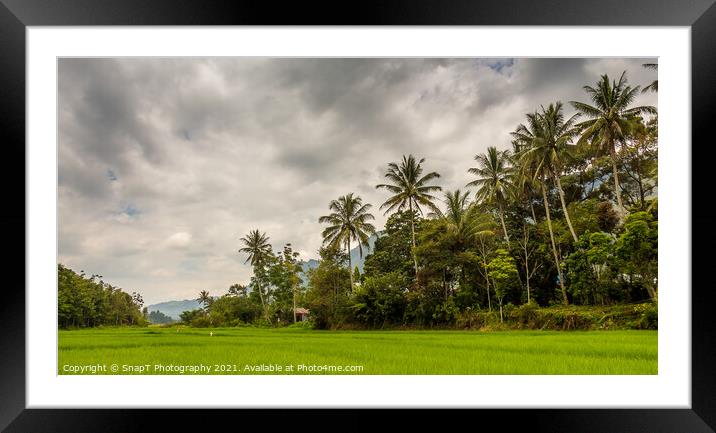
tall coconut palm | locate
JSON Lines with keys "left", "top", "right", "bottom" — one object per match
{"left": 510, "top": 140, "right": 539, "bottom": 224}
{"left": 239, "top": 229, "right": 273, "bottom": 321}
{"left": 512, "top": 113, "right": 570, "bottom": 305}
{"left": 570, "top": 72, "right": 657, "bottom": 212}
{"left": 641, "top": 63, "right": 658, "bottom": 93}
{"left": 512, "top": 102, "right": 580, "bottom": 242}
{"left": 466, "top": 146, "right": 513, "bottom": 243}
{"left": 318, "top": 193, "right": 376, "bottom": 291}
{"left": 376, "top": 154, "right": 442, "bottom": 276}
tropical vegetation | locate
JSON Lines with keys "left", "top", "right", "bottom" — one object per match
{"left": 58, "top": 69, "right": 658, "bottom": 332}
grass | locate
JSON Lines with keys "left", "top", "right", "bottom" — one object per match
{"left": 58, "top": 327, "right": 657, "bottom": 375}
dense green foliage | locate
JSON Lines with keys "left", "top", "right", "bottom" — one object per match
{"left": 58, "top": 264, "right": 147, "bottom": 328}
{"left": 59, "top": 69, "right": 658, "bottom": 334}
{"left": 147, "top": 310, "right": 174, "bottom": 324}
{"left": 59, "top": 327, "right": 656, "bottom": 375}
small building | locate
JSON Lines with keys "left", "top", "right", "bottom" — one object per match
{"left": 294, "top": 307, "right": 310, "bottom": 322}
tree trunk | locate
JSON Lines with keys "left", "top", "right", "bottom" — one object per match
{"left": 409, "top": 201, "right": 419, "bottom": 277}
{"left": 347, "top": 238, "right": 353, "bottom": 292}
{"left": 530, "top": 202, "right": 538, "bottom": 224}
{"left": 293, "top": 283, "right": 297, "bottom": 323}
{"left": 636, "top": 158, "right": 646, "bottom": 210}
{"left": 498, "top": 202, "right": 510, "bottom": 243}
{"left": 609, "top": 143, "right": 625, "bottom": 212}
{"left": 484, "top": 264, "right": 492, "bottom": 312}
{"left": 499, "top": 302, "right": 503, "bottom": 323}
{"left": 542, "top": 184, "right": 569, "bottom": 305}
{"left": 525, "top": 252, "right": 531, "bottom": 304}
{"left": 255, "top": 270, "right": 271, "bottom": 324}
{"left": 554, "top": 175, "right": 578, "bottom": 242}
{"left": 261, "top": 286, "right": 271, "bottom": 323}
{"left": 443, "top": 269, "right": 448, "bottom": 300}
{"left": 645, "top": 279, "right": 657, "bottom": 302}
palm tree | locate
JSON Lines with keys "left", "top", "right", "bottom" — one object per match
{"left": 570, "top": 72, "right": 657, "bottom": 212}
{"left": 197, "top": 290, "right": 212, "bottom": 310}
{"left": 512, "top": 113, "right": 570, "bottom": 305}
{"left": 435, "top": 189, "right": 474, "bottom": 248}
{"left": 376, "top": 154, "right": 442, "bottom": 276}
{"left": 512, "top": 102, "right": 580, "bottom": 242}
{"left": 510, "top": 140, "right": 539, "bottom": 224}
{"left": 642, "top": 63, "right": 658, "bottom": 93}
{"left": 318, "top": 193, "right": 376, "bottom": 291}
{"left": 431, "top": 190, "right": 496, "bottom": 307}
{"left": 467, "top": 146, "right": 513, "bottom": 243}
{"left": 434, "top": 189, "right": 495, "bottom": 247}
{"left": 239, "top": 229, "right": 273, "bottom": 321}
{"left": 537, "top": 175, "right": 569, "bottom": 305}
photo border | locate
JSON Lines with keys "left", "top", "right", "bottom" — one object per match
{"left": 1, "top": 0, "right": 715, "bottom": 431}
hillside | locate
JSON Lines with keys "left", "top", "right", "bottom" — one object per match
{"left": 146, "top": 299, "right": 202, "bottom": 320}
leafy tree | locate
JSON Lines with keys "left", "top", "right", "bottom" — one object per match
{"left": 571, "top": 72, "right": 657, "bottom": 212}
{"left": 474, "top": 228, "right": 498, "bottom": 311}
{"left": 376, "top": 154, "right": 442, "bottom": 276}
{"left": 619, "top": 118, "right": 658, "bottom": 211}
{"left": 179, "top": 309, "right": 205, "bottom": 325}
{"left": 147, "top": 310, "right": 174, "bottom": 324}
{"left": 227, "top": 283, "right": 248, "bottom": 297}
{"left": 363, "top": 211, "right": 416, "bottom": 279}
{"left": 565, "top": 232, "right": 616, "bottom": 305}
{"left": 305, "top": 246, "right": 351, "bottom": 329}
{"left": 487, "top": 249, "right": 519, "bottom": 322}
{"left": 351, "top": 272, "right": 408, "bottom": 327}
{"left": 319, "top": 193, "right": 376, "bottom": 292}
{"left": 516, "top": 223, "right": 542, "bottom": 304}
{"left": 616, "top": 212, "right": 658, "bottom": 301}
{"left": 206, "top": 295, "right": 262, "bottom": 326}
{"left": 57, "top": 264, "right": 146, "bottom": 328}
{"left": 269, "top": 243, "right": 303, "bottom": 322}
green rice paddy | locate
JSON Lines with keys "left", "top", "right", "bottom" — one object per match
{"left": 58, "top": 327, "right": 657, "bottom": 375}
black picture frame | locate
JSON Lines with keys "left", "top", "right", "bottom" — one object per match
{"left": 1, "top": 1, "right": 714, "bottom": 431}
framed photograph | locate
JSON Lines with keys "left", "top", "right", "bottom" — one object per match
{"left": 2, "top": 0, "right": 715, "bottom": 431}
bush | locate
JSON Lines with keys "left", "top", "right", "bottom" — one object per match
{"left": 635, "top": 302, "right": 658, "bottom": 330}
{"left": 456, "top": 307, "right": 500, "bottom": 329}
{"left": 286, "top": 321, "right": 314, "bottom": 329}
{"left": 500, "top": 303, "right": 658, "bottom": 331}
{"left": 190, "top": 316, "right": 211, "bottom": 328}
{"left": 511, "top": 302, "right": 540, "bottom": 328}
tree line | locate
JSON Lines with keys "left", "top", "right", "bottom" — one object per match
{"left": 59, "top": 68, "right": 658, "bottom": 330}
{"left": 211, "top": 69, "right": 658, "bottom": 329}
{"left": 58, "top": 264, "right": 147, "bottom": 328}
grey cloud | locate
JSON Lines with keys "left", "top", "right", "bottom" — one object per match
{"left": 58, "top": 57, "right": 657, "bottom": 304}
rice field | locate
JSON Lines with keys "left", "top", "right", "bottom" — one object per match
{"left": 58, "top": 327, "right": 657, "bottom": 375}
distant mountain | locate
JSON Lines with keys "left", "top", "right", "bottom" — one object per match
{"left": 349, "top": 232, "right": 380, "bottom": 272}
{"left": 300, "top": 258, "right": 320, "bottom": 274}
{"left": 146, "top": 299, "right": 202, "bottom": 320}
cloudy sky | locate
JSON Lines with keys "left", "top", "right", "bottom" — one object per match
{"left": 58, "top": 57, "right": 657, "bottom": 304}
